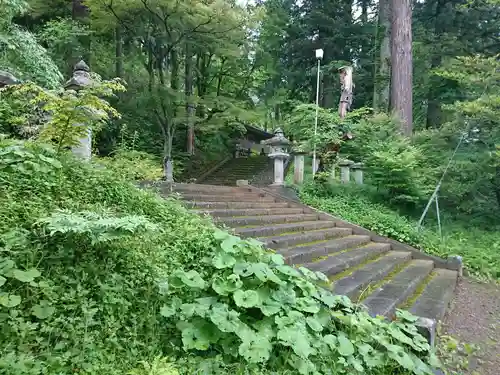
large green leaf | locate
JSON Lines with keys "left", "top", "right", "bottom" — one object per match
{"left": 32, "top": 301, "right": 55, "bottom": 319}
{"left": 277, "top": 325, "right": 315, "bottom": 358}
{"left": 212, "top": 274, "right": 242, "bottom": 296}
{"left": 238, "top": 336, "right": 272, "bottom": 363}
{"left": 170, "top": 269, "right": 206, "bottom": 289}
{"left": 0, "top": 276, "right": 6, "bottom": 287}
{"left": 233, "top": 262, "right": 254, "bottom": 277}
{"left": 0, "top": 293, "right": 21, "bottom": 307}
{"left": 252, "top": 262, "right": 283, "bottom": 285}
{"left": 386, "top": 344, "right": 416, "bottom": 370}
{"left": 209, "top": 304, "right": 242, "bottom": 333}
{"left": 12, "top": 268, "right": 41, "bottom": 283}
{"left": 233, "top": 289, "right": 260, "bottom": 308}
{"left": 296, "top": 297, "right": 321, "bottom": 314}
{"left": 212, "top": 252, "right": 237, "bottom": 269}
{"left": 337, "top": 333, "right": 355, "bottom": 356}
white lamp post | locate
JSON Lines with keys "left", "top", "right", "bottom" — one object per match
{"left": 312, "top": 48, "right": 323, "bottom": 178}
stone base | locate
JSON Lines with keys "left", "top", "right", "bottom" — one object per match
{"left": 236, "top": 179, "right": 249, "bottom": 186}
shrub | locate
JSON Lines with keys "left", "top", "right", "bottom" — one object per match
{"left": 96, "top": 149, "right": 163, "bottom": 181}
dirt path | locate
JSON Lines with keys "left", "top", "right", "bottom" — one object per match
{"left": 441, "top": 278, "right": 500, "bottom": 375}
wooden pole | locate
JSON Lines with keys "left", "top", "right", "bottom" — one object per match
{"left": 338, "top": 66, "right": 354, "bottom": 119}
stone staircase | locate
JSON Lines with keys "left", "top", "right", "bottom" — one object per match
{"left": 152, "top": 182, "right": 461, "bottom": 344}
{"left": 198, "top": 155, "right": 273, "bottom": 186}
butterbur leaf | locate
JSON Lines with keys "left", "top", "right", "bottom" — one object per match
{"left": 213, "top": 229, "right": 230, "bottom": 240}
{"left": 212, "top": 252, "right": 236, "bottom": 269}
{"left": 0, "top": 276, "right": 6, "bottom": 287}
{"left": 233, "top": 289, "right": 260, "bottom": 308}
{"left": 387, "top": 345, "right": 415, "bottom": 370}
{"left": 212, "top": 275, "right": 242, "bottom": 296}
{"left": 238, "top": 336, "right": 272, "bottom": 363}
{"left": 179, "top": 320, "right": 214, "bottom": 351}
{"left": 270, "top": 253, "right": 285, "bottom": 265}
{"left": 32, "top": 301, "right": 55, "bottom": 319}
{"left": 322, "top": 334, "right": 337, "bottom": 350}
{"left": 12, "top": 268, "right": 41, "bottom": 283}
{"left": 277, "top": 325, "right": 315, "bottom": 358}
{"left": 0, "top": 293, "right": 21, "bottom": 307}
{"left": 348, "top": 356, "right": 364, "bottom": 372}
{"left": 160, "top": 304, "right": 177, "bottom": 318}
{"left": 337, "top": 333, "right": 355, "bottom": 356}
{"left": 233, "top": 262, "right": 254, "bottom": 277}
{"left": 260, "top": 299, "right": 282, "bottom": 316}
{"left": 170, "top": 270, "right": 206, "bottom": 289}
{"left": 306, "top": 316, "right": 324, "bottom": 332}
{"left": 253, "top": 263, "right": 283, "bottom": 284}
{"left": 209, "top": 304, "right": 242, "bottom": 333}
{"left": 220, "top": 235, "right": 241, "bottom": 253}
{"left": 396, "top": 309, "right": 419, "bottom": 322}
{"left": 296, "top": 297, "right": 321, "bottom": 313}
{"left": 276, "top": 265, "right": 301, "bottom": 278}
{"left": 299, "top": 266, "right": 318, "bottom": 280}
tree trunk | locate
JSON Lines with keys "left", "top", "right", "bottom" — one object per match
{"left": 185, "top": 43, "right": 195, "bottom": 155}
{"left": 373, "top": 0, "right": 391, "bottom": 112}
{"left": 426, "top": 0, "right": 446, "bottom": 128}
{"left": 390, "top": 0, "right": 413, "bottom": 136}
{"left": 72, "top": 0, "right": 91, "bottom": 67}
{"left": 115, "top": 26, "right": 123, "bottom": 78}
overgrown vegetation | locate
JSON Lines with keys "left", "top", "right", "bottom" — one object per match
{"left": 0, "top": 140, "right": 445, "bottom": 374}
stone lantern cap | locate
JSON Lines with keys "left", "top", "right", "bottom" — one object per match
{"left": 64, "top": 60, "right": 92, "bottom": 90}
{"left": 291, "top": 141, "right": 307, "bottom": 155}
{"left": 350, "top": 162, "right": 364, "bottom": 169}
{"left": 338, "top": 159, "right": 354, "bottom": 167}
{"left": 261, "top": 128, "right": 291, "bottom": 147}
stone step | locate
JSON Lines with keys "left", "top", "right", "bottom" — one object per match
{"left": 303, "top": 242, "right": 392, "bottom": 276}
{"left": 332, "top": 251, "right": 412, "bottom": 301}
{"left": 192, "top": 207, "right": 307, "bottom": 217}
{"left": 277, "top": 235, "right": 372, "bottom": 264}
{"left": 362, "top": 259, "right": 435, "bottom": 318}
{"left": 217, "top": 214, "right": 320, "bottom": 227}
{"left": 171, "top": 183, "right": 253, "bottom": 194}
{"left": 186, "top": 201, "right": 291, "bottom": 209}
{"left": 258, "top": 227, "right": 353, "bottom": 249}
{"left": 235, "top": 220, "right": 336, "bottom": 238}
{"left": 408, "top": 268, "right": 458, "bottom": 322}
{"left": 180, "top": 193, "right": 276, "bottom": 202}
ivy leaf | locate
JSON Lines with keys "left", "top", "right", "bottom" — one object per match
{"left": 238, "top": 336, "right": 272, "bottom": 363}
{"left": 212, "top": 252, "right": 237, "bottom": 269}
{"left": 233, "top": 289, "right": 260, "bottom": 308}
{"left": 32, "top": 301, "right": 55, "bottom": 319}
{"left": 12, "top": 268, "right": 41, "bottom": 283}
{"left": 337, "top": 333, "right": 355, "bottom": 356}
{"left": 0, "top": 293, "right": 21, "bottom": 307}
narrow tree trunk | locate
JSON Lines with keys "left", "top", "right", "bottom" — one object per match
{"left": 390, "top": 0, "right": 413, "bottom": 135}
{"left": 426, "top": 0, "right": 446, "bottom": 128}
{"left": 185, "top": 43, "right": 195, "bottom": 154}
{"left": 72, "top": 0, "right": 91, "bottom": 67}
{"left": 373, "top": 0, "right": 391, "bottom": 112}
{"left": 170, "top": 48, "right": 179, "bottom": 117}
{"left": 115, "top": 26, "right": 123, "bottom": 78}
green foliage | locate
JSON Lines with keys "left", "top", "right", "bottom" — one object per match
{"left": 96, "top": 149, "right": 163, "bottom": 181}
{"left": 299, "top": 183, "right": 500, "bottom": 280}
{"left": 2, "top": 79, "right": 125, "bottom": 151}
{"left": 160, "top": 229, "right": 440, "bottom": 374}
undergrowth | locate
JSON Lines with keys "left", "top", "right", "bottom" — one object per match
{"left": 0, "top": 139, "right": 445, "bottom": 374}
{"left": 299, "top": 182, "right": 500, "bottom": 280}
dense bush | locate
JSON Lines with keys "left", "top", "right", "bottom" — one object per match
{"left": 0, "top": 140, "right": 443, "bottom": 374}
{"left": 299, "top": 182, "right": 500, "bottom": 280}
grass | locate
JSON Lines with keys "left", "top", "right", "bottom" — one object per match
{"left": 295, "top": 181, "right": 500, "bottom": 281}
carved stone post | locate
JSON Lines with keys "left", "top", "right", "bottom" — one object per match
{"left": 351, "top": 162, "right": 364, "bottom": 185}
{"left": 338, "top": 159, "right": 353, "bottom": 184}
{"left": 64, "top": 60, "right": 92, "bottom": 161}
{"left": 293, "top": 149, "right": 306, "bottom": 185}
{"left": 262, "top": 128, "right": 291, "bottom": 186}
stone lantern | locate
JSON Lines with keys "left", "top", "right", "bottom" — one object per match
{"left": 64, "top": 60, "right": 93, "bottom": 161}
{"left": 262, "top": 128, "right": 291, "bottom": 186}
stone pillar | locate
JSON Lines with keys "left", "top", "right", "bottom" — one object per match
{"left": 64, "top": 60, "right": 92, "bottom": 161}
{"left": 329, "top": 164, "right": 337, "bottom": 183}
{"left": 293, "top": 152, "right": 306, "bottom": 185}
{"left": 351, "top": 162, "right": 364, "bottom": 185}
{"left": 338, "top": 160, "right": 353, "bottom": 184}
